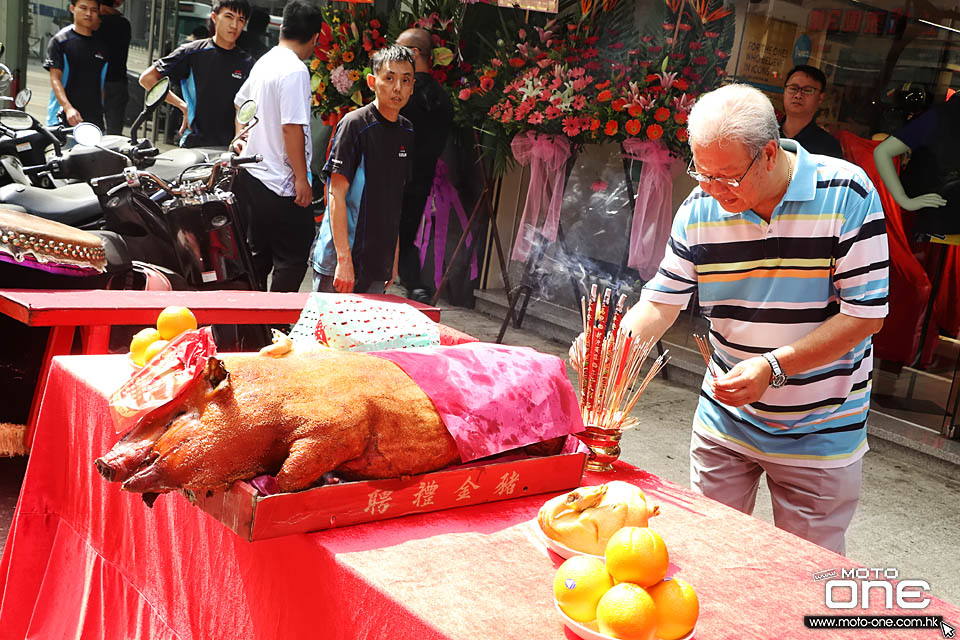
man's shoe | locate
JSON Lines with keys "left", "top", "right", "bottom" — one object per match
{"left": 408, "top": 288, "right": 431, "bottom": 303}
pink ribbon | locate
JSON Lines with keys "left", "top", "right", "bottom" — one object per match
{"left": 509, "top": 132, "right": 571, "bottom": 262}
{"left": 622, "top": 139, "right": 678, "bottom": 281}
{"left": 415, "top": 158, "right": 478, "bottom": 290}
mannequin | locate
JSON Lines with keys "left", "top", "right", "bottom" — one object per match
{"left": 874, "top": 92, "right": 959, "bottom": 232}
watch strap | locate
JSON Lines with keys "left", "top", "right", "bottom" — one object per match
{"left": 762, "top": 352, "right": 785, "bottom": 386}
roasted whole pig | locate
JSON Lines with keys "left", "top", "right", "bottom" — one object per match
{"left": 96, "top": 351, "right": 461, "bottom": 496}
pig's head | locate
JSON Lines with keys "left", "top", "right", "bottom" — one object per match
{"left": 94, "top": 356, "right": 230, "bottom": 484}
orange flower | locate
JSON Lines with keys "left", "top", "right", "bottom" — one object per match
{"left": 348, "top": 70, "right": 361, "bottom": 82}
{"left": 597, "top": 89, "right": 613, "bottom": 102}
{"left": 674, "top": 112, "right": 688, "bottom": 124}
{"left": 647, "top": 124, "right": 663, "bottom": 139}
{"left": 677, "top": 127, "right": 688, "bottom": 141}
{"left": 327, "top": 62, "right": 335, "bottom": 71}
{"left": 342, "top": 51, "right": 355, "bottom": 63}
{"left": 612, "top": 98, "right": 627, "bottom": 112}
{"left": 595, "top": 80, "right": 611, "bottom": 89}
{"left": 604, "top": 120, "right": 618, "bottom": 136}
{"left": 625, "top": 119, "right": 641, "bottom": 136}
{"left": 589, "top": 118, "right": 601, "bottom": 131}
{"left": 654, "top": 107, "right": 670, "bottom": 122}
{"left": 628, "top": 104, "right": 643, "bottom": 118}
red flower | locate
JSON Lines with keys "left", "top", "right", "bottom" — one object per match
{"left": 545, "top": 105, "right": 561, "bottom": 120}
{"left": 509, "top": 57, "right": 525, "bottom": 68}
{"left": 677, "top": 127, "right": 688, "bottom": 142}
{"left": 369, "top": 18, "right": 380, "bottom": 29}
{"left": 612, "top": 98, "right": 627, "bottom": 112}
{"left": 562, "top": 116, "right": 581, "bottom": 137}
{"left": 432, "top": 70, "right": 447, "bottom": 83}
{"left": 649, "top": 46, "right": 663, "bottom": 53}
{"left": 654, "top": 107, "right": 670, "bottom": 122}
{"left": 589, "top": 118, "right": 601, "bottom": 131}
{"left": 480, "top": 76, "right": 494, "bottom": 92}
{"left": 693, "top": 56, "right": 708, "bottom": 65}
{"left": 486, "top": 69, "right": 499, "bottom": 78}
{"left": 491, "top": 58, "right": 502, "bottom": 67}
{"left": 674, "top": 79, "right": 690, "bottom": 91}
{"left": 678, "top": 23, "right": 692, "bottom": 31}
{"left": 689, "top": 42, "right": 703, "bottom": 51}
{"left": 528, "top": 111, "right": 544, "bottom": 125}
{"left": 628, "top": 104, "right": 643, "bottom": 118}
{"left": 597, "top": 90, "right": 613, "bottom": 102}
{"left": 459, "top": 88, "right": 472, "bottom": 100}
{"left": 604, "top": 120, "right": 618, "bottom": 136}
{"left": 674, "top": 112, "right": 688, "bottom": 124}
{"left": 461, "top": 62, "right": 473, "bottom": 73}
{"left": 647, "top": 124, "right": 663, "bottom": 139}
{"left": 625, "top": 119, "right": 641, "bottom": 136}
{"left": 646, "top": 74, "right": 659, "bottom": 84}
{"left": 595, "top": 80, "right": 611, "bottom": 90}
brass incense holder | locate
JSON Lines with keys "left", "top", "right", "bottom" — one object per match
{"left": 574, "top": 425, "right": 624, "bottom": 472}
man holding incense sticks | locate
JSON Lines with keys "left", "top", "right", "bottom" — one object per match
{"left": 613, "top": 84, "right": 888, "bottom": 554}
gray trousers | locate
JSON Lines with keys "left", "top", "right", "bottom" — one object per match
{"left": 690, "top": 430, "right": 862, "bottom": 555}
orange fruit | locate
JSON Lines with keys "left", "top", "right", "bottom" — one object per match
{"left": 604, "top": 527, "right": 669, "bottom": 587}
{"left": 596, "top": 582, "right": 658, "bottom": 640}
{"left": 129, "top": 327, "right": 162, "bottom": 366}
{"left": 554, "top": 555, "right": 614, "bottom": 622}
{"left": 648, "top": 577, "right": 700, "bottom": 640}
{"left": 156, "top": 306, "right": 197, "bottom": 340}
{"left": 143, "top": 339, "right": 170, "bottom": 364}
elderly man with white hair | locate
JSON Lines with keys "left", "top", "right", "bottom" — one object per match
{"left": 617, "top": 84, "right": 889, "bottom": 554}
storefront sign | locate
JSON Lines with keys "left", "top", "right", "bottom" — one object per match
{"left": 737, "top": 14, "right": 798, "bottom": 89}
{"left": 478, "top": 0, "right": 558, "bottom": 12}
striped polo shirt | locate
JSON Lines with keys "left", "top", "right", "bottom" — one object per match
{"left": 642, "top": 139, "right": 889, "bottom": 468}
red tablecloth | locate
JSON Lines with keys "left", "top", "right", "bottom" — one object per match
{"left": 2, "top": 355, "right": 958, "bottom": 639}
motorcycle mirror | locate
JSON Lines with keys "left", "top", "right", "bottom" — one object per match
{"left": 73, "top": 122, "right": 103, "bottom": 147}
{"left": 0, "top": 109, "right": 33, "bottom": 131}
{"left": 237, "top": 99, "right": 258, "bottom": 125}
{"left": 145, "top": 77, "right": 170, "bottom": 108}
{"left": 14, "top": 88, "right": 31, "bottom": 109}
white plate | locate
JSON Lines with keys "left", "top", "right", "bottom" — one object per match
{"left": 535, "top": 522, "right": 605, "bottom": 561}
{"left": 556, "top": 600, "right": 696, "bottom": 640}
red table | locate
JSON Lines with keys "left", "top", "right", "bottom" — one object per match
{"left": 1, "top": 355, "right": 958, "bottom": 639}
{"left": 0, "top": 289, "right": 440, "bottom": 447}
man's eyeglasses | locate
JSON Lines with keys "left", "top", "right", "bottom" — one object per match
{"left": 784, "top": 85, "right": 820, "bottom": 96}
{"left": 686, "top": 149, "right": 761, "bottom": 188}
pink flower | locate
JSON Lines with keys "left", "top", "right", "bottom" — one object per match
{"left": 491, "top": 58, "right": 502, "bottom": 67}
{"left": 528, "top": 111, "right": 544, "bottom": 125}
{"left": 572, "top": 78, "right": 589, "bottom": 92}
{"left": 572, "top": 95, "right": 587, "bottom": 110}
{"left": 591, "top": 180, "right": 608, "bottom": 192}
{"left": 458, "top": 88, "right": 472, "bottom": 100}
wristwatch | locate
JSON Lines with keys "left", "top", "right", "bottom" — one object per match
{"left": 762, "top": 352, "right": 787, "bottom": 388}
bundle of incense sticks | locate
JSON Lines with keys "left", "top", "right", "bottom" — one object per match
{"left": 575, "top": 286, "right": 671, "bottom": 430}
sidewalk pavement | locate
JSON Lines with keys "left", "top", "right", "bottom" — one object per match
{"left": 1, "top": 300, "right": 958, "bottom": 608}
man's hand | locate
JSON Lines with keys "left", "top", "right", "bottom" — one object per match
{"left": 333, "top": 259, "right": 355, "bottom": 293}
{"left": 65, "top": 107, "right": 82, "bottom": 126}
{"left": 711, "top": 356, "right": 771, "bottom": 407}
{"left": 232, "top": 137, "right": 247, "bottom": 155}
{"left": 294, "top": 176, "right": 312, "bottom": 208}
{"left": 902, "top": 192, "right": 948, "bottom": 211}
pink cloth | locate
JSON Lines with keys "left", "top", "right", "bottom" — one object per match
{"left": 373, "top": 342, "right": 583, "bottom": 462}
{"left": 509, "top": 132, "right": 571, "bottom": 262}
{"left": 622, "top": 139, "right": 678, "bottom": 280}
{"left": 415, "top": 158, "right": 478, "bottom": 289}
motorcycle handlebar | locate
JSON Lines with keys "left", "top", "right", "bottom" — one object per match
{"left": 230, "top": 154, "right": 262, "bottom": 166}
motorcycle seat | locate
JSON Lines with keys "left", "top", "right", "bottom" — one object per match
{"left": 149, "top": 148, "right": 213, "bottom": 182}
{"left": 0, "top": 182, "right": 101, "bottom": 227}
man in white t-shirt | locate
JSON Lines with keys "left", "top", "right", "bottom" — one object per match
{"left": 232, "top": 0, "right": 321, "bottom": 292}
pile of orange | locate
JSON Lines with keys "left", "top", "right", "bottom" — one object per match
{"left": 553, "top": 527, "right": 699, "bottom": 640}
{"left": 128, "top": 306, "right": 198, "bottom": 366}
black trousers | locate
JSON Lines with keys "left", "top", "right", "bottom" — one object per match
{"left": 397, "top": 180, "right": 431, "bottom": 292}
{"left": 239, "top": 171, "right": 314, "bottom": 292}
{"left": 103, "top": 81, "right": 129, "bottom": 136}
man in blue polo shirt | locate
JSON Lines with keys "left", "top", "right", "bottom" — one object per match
{"left": 44, "top": 0, "right": 108, "bottom": 128}
{"left": 615, "top": 84, "right": 889, "bottom": 554}
{"left": 138, "top": 0, "right": 253, "bottom": 148}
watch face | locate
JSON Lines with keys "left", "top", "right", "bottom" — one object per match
{"left": 771, "top": 373, "right": 788, "bottom": 388}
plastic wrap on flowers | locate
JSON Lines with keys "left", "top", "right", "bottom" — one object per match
{"left": 510, "top": 132, "right": 571, "bottom": 262}
{"left": 622, "top": 138, "right": 681, "bottom": 281}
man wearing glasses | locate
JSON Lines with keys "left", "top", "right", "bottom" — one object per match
{"left": 780, "top": 65, "right": 843, "bottom": 158}
{"left": 612, "top": 84, "right": 888, "bottom": 554}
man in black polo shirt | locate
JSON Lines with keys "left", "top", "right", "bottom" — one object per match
{"left": 139, "top": 0, "right": 253, "bottom": 148}
{"left": 97, "top": 0, "right": 131, "bottom": 135}
{"left": 44, "top": 0, "right": 108, "bottom": 128}
{"left": 310, "top": 45, "right": 416, "bottom": 294}
{"left": 780, "top": 65, "right": 843, "bottom": 158}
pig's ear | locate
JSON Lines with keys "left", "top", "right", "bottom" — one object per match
{"left": 205, "top": 357, "right": 230, "bottom": 391}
